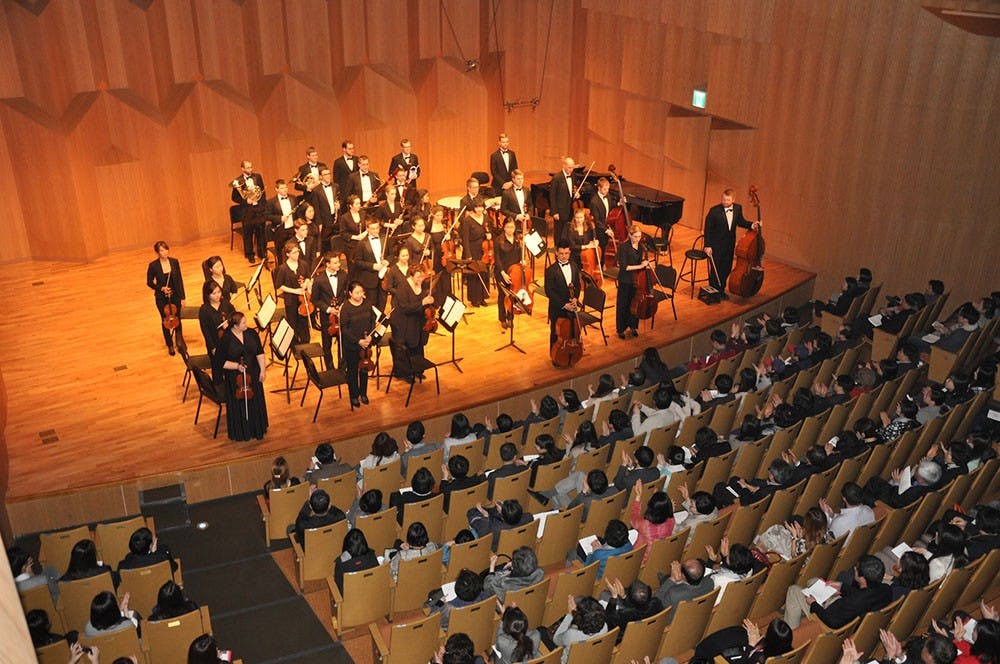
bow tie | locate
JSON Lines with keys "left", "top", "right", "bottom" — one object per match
{"left": 724, "top": 208, "right": 733, "bottom": 213}
{"left": 323, "top": 184, "right": 331, "bottom": 188}
{"left": 514, "top": 188, "right": 522, "bottom": 192}
{"left": 345, "top": 157, "right": 353, "bottom": 161}
{"left": 500, "top": 149, "right": 507, "bottom": 154}
{"left": 361, "top": 173, "right": 369, "bottom": 178}
{"left": 279, "top": 196, "right": 287, "bottom": 200}
{"left": 558, "top": 262, "right": 569, "bottom": 267}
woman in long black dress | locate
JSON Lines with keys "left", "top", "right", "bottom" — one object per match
{"left": 198, "top": 281, "right": 235, "bottom": 362}
{"left": 428, "top": 205, "right": 453, "bottom": 306}
{"left": 339, "top": 195, "right": 367, "bottom": 269}
{"left": 494, "top": 218, "right": 521, "bottom": 329}
{"left": 382, "top": 245, "right": 411, "bottom": 308}
{"left": 616, "top": 223, "right": 649, "bottom": 339}
{"left": 389, "top": 265, "right": 434, "bottom": 383}
{"left": 405, "top": 215, "right": 433, "bottom": 272}
{"left": 146, "top": 241, "right": 186, "bottom": 355}
{"left": 460, "top": 198, "right": 491, "bottom": 307}
{"left": 214, "top": 311, "right": 268, "bottom": 441}
{"left": 272, "top": 242, "right": 313, "bottom": 345}
{"left": 340, "top": 281, "right": 378, "bottom": 407}
{"left": 567, "top": 209, "right": 597, "bottom": 269}
{"left": 202, "top": 255, "right": 240, "bottom": 304}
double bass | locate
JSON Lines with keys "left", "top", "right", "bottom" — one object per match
{"left": 727, "top": 185, "right": 765, "bottom": 297}
{"left": 602, "top": 165, "right": 630, "bottom": 269}
{"left": 550, "top": 283, "right": 584, "bottom": 368}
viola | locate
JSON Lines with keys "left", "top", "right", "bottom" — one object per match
{"left": 297, "top": 275, "right": 315, "bottom": 316}
{"left": 727, "top": 185, "right": 765, "bottom": 298}
{"left": 422, "top": 274, "right": 441, "bottom": 333}
{"left": 162, "top": 302, "right": 180, "bottom": 331}
{"left": 482, "top": 235, "right": 494, "bottom": 266}
{"left": 550, "top": 284, "right": 584, "bottom": 368}
{"left": 359, "top": 316, "right": 387, "bottom": 372}
{"left": 235, "top": 366, "right": 254, "bottom": 399}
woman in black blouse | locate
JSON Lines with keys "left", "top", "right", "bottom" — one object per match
{"left": 272, "top": 242, "right": 312, "bottom": 344}
{"left": 146, "top": 241, "right": 185, "bottom": 355}
{"left": 567, "top": 209, "right": 598, "bottom": 269}
{"left": 382, "top": 245, "right": 411, "bottom": 307}
{"left": 340, "top": 281, "right": 376, "bottom": 407}
{"left": 460, "top": 198, "right": 491, "bottom": 307}
{"left": 213, "top": 312, "right": 268, "bottom": 441}
{"left": 198, "top": 281, "right": 235, "bottom": 363}
{"left": 615, "top": 224, "right": 649, "bottom": 339}
{"left": 389, "top": 265, "right": 434, "bottom": 383}
{"left": 201, "top": 255, "right": 240, "bottom": 304}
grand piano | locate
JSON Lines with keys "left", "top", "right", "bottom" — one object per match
{"left": 530, "top": 167, "right": 684, "bottom": 230}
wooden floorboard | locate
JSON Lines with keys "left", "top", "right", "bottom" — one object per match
{"left": 0, "top": 224, "right": 813, "bottom": 510}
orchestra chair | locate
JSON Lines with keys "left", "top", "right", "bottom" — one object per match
{"left": 565, "top": 627, "right": 619, "bottom": 664}
{"left": 291, "top": 341, "right": 327, "bottom": 385}
{"left": 35, "top": 640, "right": 71, "bottom": 664}
{"left": 256, "top": 481, "right": 308, "bottom": 547}
{"left": 748, "top": 554, "right": 806, "bottom": 621}
{"left": 503, "top": 578, "right": 550, "bottom": 628}
{"left": 638, "top": 529, "right": 688, "bottom": 587}
{"left": 385, "top": 356, "right": 440, "bottom": 408}
{"left": 676, "top": 234, "right": 711, "bottom": 298}
{"left": 594, "top": 544, "right": 646, "bottom": 592}
{"left": 445, "top": 594, "right": 498, "bottom": 657}
{"left": 705, "top": 567, "right": 766, "bottom": 633}
{"left": 362, "top": 459, "right": 403, "bottom": 499}
{"left": 650, "top": 264, "right": 678, "bottom": 326}
{"left": 443, "top": 482, "right": 488, "bottom": 540}
{"left": 654, "top": 587, "right": 719, "bottom": 661}
{"left": 328, "top": 564, "right": 392, "bottom": 637}
{"left": 354, "top": 510, "right": 401, "bottom": 554}
{"left": 229, "top": 205, "right": 242, "bottom": 250}
{"left": 650, "top": 223, "right": 674, "bottom": 266}
{"left": 401, "top": 494, "right": 445, "bottom": 545}
{"left": 534, "top": 504, "right": 583, "bottom": 568}
{"left": 39, "top": 525, "right": 92, "bottom": 577}
{"left": 315, "top": 472, "right": 358, "bottom": 517}
{"left": 299, "top": 354, "right": 349, "bottom": 420}
{"left": 490, "top": 469, "right": 530, "bottom": 506}
{"left": 369, "top": 611, "right": 442, "bottom": 664}
{"left": 19, "top": 582, "right": 66, "bottom": 633}
{"left": 57, "top": 572, "right": 115, "bottom": 632}
{"left": 611, "top": 605, "right": 671, "bottom": 664}
{"left": 176, "top": 337, "right": 211, "bottom": 403}
{"left": 142, "top": 606, "right": 212, "bottom": 664}
{"left": 542, "top": 562, "right": 600, "bottom": 625}
{"left": 577, "top": 281, "right": 609, "bottom": 345}
{"left": 391, "top": 548, "right": 444, "bottom": 616}
{"left": 192, "top": 368, "right": 226, "bottom": 438}
{"left": 495, "top": 519, "right": 539, "bottom": 558}
{"left": 95, "top": 516, "right": 152, "bottom": 570}
{"left": 443, "top": 533, "right": 492, "bottom": 583}
{"left": 290, "top": 521, "right": 349, "bottom": 592}
{"left": 119, "top": 559, "right": 174, "bottom": 616}
{"left": 527, "top": 648, "right": 563, "bottom": 663}
{"left": 81, "top": 624, "right": 142, "bottom": 662}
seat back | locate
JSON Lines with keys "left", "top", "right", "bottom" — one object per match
{"left": 362, "top": 459, "right": 403, "bottom": 498}
{"left": 300, "top": 521, "right": 350, "bottom": 585}
{"left": 955, "top": 548, "right": 1000, "bottom": 609}
{"left": 495, "top": 519, "right": 539, "bottom": 558}
{"left": 490, "top": 469, "right": 530, "bottom": 506}
{"left": 795, "top": 535, "right": 845, "bottom": 585}
{"left": 730, "top": 438, "right": 768, "bottom": 481}
{"left": 401, "top": 494, "right": 445, "bottom": 545}
{"left": 561, "top": 405, "right": 595, "bottom": 439}
{"left": 825, "top": 456, "right": 864, "bottom": 509}
{"left": 763, "top": 642, "right": 809, "bottom": 664}
{"left": 19, "top": 581, "right": 65, "bottom": 633}
{"left": 382, "top": 611, "right": 442, "bottom": 664}
{"left": 535, "top": 504, "right": 583, "bottom": 568}
{"left": 527, "top": 648, "right": 563, "bottom": 664}
{"left": 869, "top": 502, "right": 917, "bottom": 555}
{"left": 914, "top": 567, "right": 973, "bottom": 634}
{"left": 119, "top": 559, "right": 174, "bottom": 616}
{"left": 143, "top": 606, "right": 210, "bottom": 664}
{"left": 448, "top": 439, "right": 486, "bottom": 475}
{"left": 392, "top": 548, "right": 444, "bottom": 615}
{"left": 193, "top": 367, "right": 222, "bottom": 404}
{"left": 443, "top": 482, "right": 489, "bottom": 540}
{"left": 683, "top": 512, "right": 732, "bottom": 561}
{"left": 582, "top": 282, "right": 606, "bottom": 314}
{"left": 484, "top": 428, "right": 526, "bottom": 470}
{"left": 542, "top": 562, "right": 600, "bottom": 625}
{"left": 708, "top": 398, "right": 741, "bottom": 438}
{"left": 725, "top": 496, "right": 770, "bottom": 547}
{"left": 263, "top": 481, "right": 309, "bottom": 545}
{"left": 354, "top": 510, "right": 401, "bottom": 554}
{"left": 57, "top": 571, "right": 116, "bottom": 632}
{"left": 611, "top": 606, "right": 671, "bottom": 664}
{"left": 756, "top": 480, "right": 807, "bottom": 535}
{"left": 300, "top": 353, "right": 323, "bottom": 387}
{"left": 695, "top": 448, "right": 737, "bottom": 494}
{"left": 828, "top": 518, "right": 881, "bottom": 579}
{"left": 706, "top": 567, "right": 766, "bottom": 633}
{"left": 794, "top": 466, "right": 837, "bottom": 514}
{"left": 35, "top": 640, "right": 71, "bottom": 664}
{"left": 444, "top": 533, "right": 492, "bottom": 583}
{"left": 444, "top": 594, "right": 497, "bottom": 655}
{"left": 578, "top": 490, "right": 626, "bottom": 540}
{"left": 898, "top": 492, "right": 942, "bottom": 545}
{"left": 655, "top": 587, "right": 720, "bottom": 659}
{"left": 315, "top": 472, "right": 358, "bottom": 516}
{"left": 884, "top": 586, "right": 934, "bottom": 644}
{"left": 95, "top": 516, "right": 149, "bottom": 569}
{"left": 524, "top": 416, "right": 561, "bottom": 446}
{"left": 565, "top": 627, "right": 620, "bottom": 664}
{"left": 529, "top": 458, "right": 570, "bottom": 493}
{"left": 336, "top": 563, "right": 392, "bottom": 631}
{"left": 571, "top": 447, "right": 610, "bottom": 477}
{"left": 596, "top": 544, "right": 646, "bottom": 591}
{"left": 592, "top": 394, "right": 630, "bottom": 431}
{"left": 502, "top": 578, "right": 550, "bottom": 628}
{"left": 81, "top": 624, "right": 142, "bottom": 661}
{"left": 654, "top": 265, "right": 677, "bottom": 292}
{"left": 852, "top": 600, "right": 896, "bottom": 657}
{"left": 802, "top": 618, "right": 859, "bottom": 664}
{"left": 404, "top": 447, "right": 445, "bottom": 486}
{"left": 638, "top": 529, "right": 688, "bottom": 587}
{"left": 39, "top": 526, "right": 92, "bottom": 577}
{"left": 749, "top": 554, "right": 806, "bottom": 621}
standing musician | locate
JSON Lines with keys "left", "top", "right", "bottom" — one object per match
{"left": 387, "top": 138, "right": 420, "bottom": 184}
{"left": 231, "top": 160, "right": 267, "bottom": 264}
{"left": 382, "top": 245, "right": 411, "bottom": 306}
{"left": 704, "top": 188, "right": 760, "bottom": 300}
{"left": 460, "top": 198, "right": 491, "bottom": 307}
{"left": 405, "top": 215, "right": 434, "bottom": 274}
{"left": 345, "top": 155, "right": 381, "bottom": 207}
{"left": 589, "top": 177, "right": 618, "bottom": 255}
{"left": 548, "top": 156, "right": 577, "bottom": 242}
{"left": 289, "top": 219, "right": 320, "bottom": 270}
{"left": 311, "top": 253, "right": 348, "bottom": 369}
{"left": 615, "top": 224, "right": 650, "bottom": 340}
{"left": 489, "top": 133, "right": 518, "bottom": 191}
{"left": 389, "top": 265, "right": 434, "bottom": 384}
{"left": 544, "top": 240, "right": 583, "bottom": 348}
{"left": 294, "top": 146, "right": 327, "bottom": 195}
{"left": 388, "top": 165, "right": 418, "bottom": 209}
{"left": 375, "top": 185, "right": 406, "bottom": 240}
{"left": 198, "top": 280, "right": 235, "bottom": 362}
{"left": 265, "top": 179, "right": 298, "bottom": 253}
{"left": 353, "top": 218, "right": 389, "bottom": 311}
{"left": 332, "top": 140, "right": 356, "bottom": 210}
{"left": 493, "top": 218, "right": 522, "bottom": 330}
{"left": 273, "top": 241, "right": 313, "bottom": 344}
{"left": 214, "top": 311, "right": 268, "bottom": 441}
{"left": 567, "top": 209, "right": 598, "bottom": 269}
{"left": 409, "top": 188, "right": 432, "bottom": 223}
{"left": 340, "top": 281, "right": 375, "bottom": 407}
{"left": 427, "top": 205, "right": 454, "bottom": 305}
{"left": 500, "top": 169, "right": 531, "bottom": 223}
{"left": 146, "top": 241, "right": 186, "bottom": 356}
{"left": 202, "top": 255, "right": 241, "bottom": 304}
{"left": 310, "top": 167, "right": 339, "bottom": 253}
{"left": 460, "top": 178, "right": 483, "bottom": 211}
{"left": 340, "top": 195, "right": 368, "bottom": 266}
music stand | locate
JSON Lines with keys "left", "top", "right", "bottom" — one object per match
{"left": 255, "top": 293, "right": 277, "bottom": 358}
{"left": 247, "top": 259, "right": 266, "bottom": 305}
{"left": 437, "top": 295, "right": 467, "bottom": 373}
{"left": 268, "top": 318, "right": 296, "bottom": 403}
{"left": 495, "top": 281, "right": 528, "bottom": 354}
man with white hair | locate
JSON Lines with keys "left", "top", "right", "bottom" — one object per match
{"left": 548, "top": 156, "right": 577, "bottom": 242}
{"left": 865, "top": 459, "right": 942, "bottom": 508}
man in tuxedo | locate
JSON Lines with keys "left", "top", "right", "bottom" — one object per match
{"left": 353, "top": 218, "right": 389, "bottom": 311}
{"left": 265, "top": 180, "right": 299, "bottom": 251}
{"left": 703, "top": 188, "right": 759, "bottom": 299}
{"left": 310, "top": 168, "right": 339, "bottom": 252}
{"left": 388, "top": 165, "right": 418, "bottom": 209}
{"left": 548, "top": 157, "right": 577, "bottom": 242}
{"left": 500, "top": 169, "right": 531, "bottom": 224}
{"left": 387, "top": 138, "right": 420, "bottom": 184}
{"left": 311, "top": 253, "right": 349, "bottom": 368}
{"left": 459, "top": 177, "right": 483, "bottom": 211}
{"left": 589, "top": 177, "right": 618, "bottom": 255}
{"left": 332, "top": 140, "right": 356, "bottom": 208}
{"left": 544, "top": 241, "right": 583, "bottom": 351}
{"left": 345, "top": 156, "right": 382, "bottom": 207}
{"left": 231, "top": 160, "right": 267, "bottom": 263}
{"left": 289, "top": 220, "right": 320, "bottom": 270}
{"left": 489, "top": 133, "right": 518, "bottom": 191}
{"left": 294, "top": 146, "right": 327, "bottom": 194}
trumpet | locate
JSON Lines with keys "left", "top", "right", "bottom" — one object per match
{"left": 231, "top": 177, "right": 264, "bottom": 205}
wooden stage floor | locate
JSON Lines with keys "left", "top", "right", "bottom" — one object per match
{"left": 0, "top": 224, "right": 813, "bottom": 516}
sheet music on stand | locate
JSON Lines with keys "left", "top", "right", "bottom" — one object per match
{"left": 247, "top": 260, "right": 266, "bottom": 296}
{"left": 439, "top": 295, "right": 467, "bottom": 333}
{"left": 272, "top": 318, "right": 294, "bottom": 358}
{"left": 523, "top": 231, "right": 545, "bottom": 258}
{"left": 256, "top": 294, "right": 277, "bottom": 329}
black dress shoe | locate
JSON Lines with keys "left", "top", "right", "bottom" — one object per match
{"left": 359, "top": 394, "right": 370, "bottom": 405}
{"left": 416, "top": 372, "right": 426, "bottom": 381}
{"left": 168, "top": 347, "right": 176, "bottom": 356}
{"left": 617, "top": 332, "right": 626, "bottom": 340}
{"left": 350, "top": 399, "right": 361, "bottom": 408}
{"left": 528, "top": 490, "right": 550, "bottom": 506}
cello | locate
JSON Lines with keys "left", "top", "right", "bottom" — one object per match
{"left": 727, "top": 185, "right": 765, "bottom": 298}
{"left": 629, "top": 247, "right": 659, "bottom": 320}
{"left": 505, "top": 217, "right": 535, "bottom": 317}
{"left": 550, "top": 283, "right": 584, "bottom": 368}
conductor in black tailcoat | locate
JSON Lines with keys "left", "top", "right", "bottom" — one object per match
{"left": 703, "top": 188, "right": 759, "bottom": 299}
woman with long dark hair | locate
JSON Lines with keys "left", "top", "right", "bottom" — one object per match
{"left": 213, "top": 311, "right": 268, "bottom": 441}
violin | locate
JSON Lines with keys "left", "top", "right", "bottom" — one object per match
{"left": 297, "top": 275, "right": 316, "bottom": 316}
{"left": 550, "top": 283, "right": 584, "bottom": 368}
{"left": 482, "top": 236, "right": 494, "bottom": 266}
{"left": 727, "top": 185, "right": 765, "bottom": 298}
{"left": 440, "top": 207, "right": 464, "bottom": 270}
{"left": 161, "top": 274, "right": 180, "bottom": 330}
{"left": 422, "top": 274, "right": 441, "bottom": 334}
{"left": 358, "top": 315, "right": 388, "bottom": 373}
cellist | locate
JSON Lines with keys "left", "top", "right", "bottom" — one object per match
{"left": 544, "top": 240, "right": 583, "bottom": 348}
{"left": 493, "top": 218, "right": 521, "bottom": 330}
{"left": 616, "top": 224, "right": 650, "bottom": 340}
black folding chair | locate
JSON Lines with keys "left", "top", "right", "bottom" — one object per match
{"left": 192, "top": 368, "right": 225, "bottom": 438}
{"left": 651, "top": 264, "right": 678, "bottom": 326}
{"left": 300, "top": 354, "right": 348, "bottom": 421}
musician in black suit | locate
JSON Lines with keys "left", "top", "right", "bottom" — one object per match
{"left": 459, "top": 178, "right": 484, "bottom": 212}
{"left": 294, "top": 146, "right": 327, "bottom": 194}
{"left": 489, "top": 133, "right": 518, "bottom": 191}
{"left": 703, "top": 188, "right": 759, "bottom": 299}
{"left": 548, "top": 157, "right": 577, "bottom": 242}
{"left": 231, "top": 161, "right": 267, "bottom": 263}
{"left": 544, "top": 240, "right": 583, "bottom": 349}
{"left": 352, "top": 218, "right": 389, "bottom": 311}
{"left": 146, "top": 241, "right": 186, "bottom": 354}
{"left": 310, "top": 168, "right": 339, "bottom": 252}
{"left": 589, "top": 177, "right": 619, "bottom": 254}
{"left": 387, "top": 165, "right": 418, "bottom": 210}
{"left": 311, "top": 253, "right": 349, "bottom": 369}
{"left": 387, "top": 138, "right": 420, "bottom": 184}
{"left": 332, "top": 140, "right": 357, "bottom": 209}
{"left": 499, "top": 170, "right": 531, "bottom": 223}
{"left": 345, "top": 156, "right": 382, "bottom": 207}
{"left": 288, "top": 220, "right": 320, "bottom": 271}
{"left": 264, "top": 180, "right": 299, "bottom": 252}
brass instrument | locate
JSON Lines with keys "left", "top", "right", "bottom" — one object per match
{"left": 291, "top": 171, "right": 319, "bottom": 191}
{"left": 231, "top": 177, "right": 264, "bottom": 205}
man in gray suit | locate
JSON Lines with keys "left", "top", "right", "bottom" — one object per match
{"left": 654, "top": 558, "right": 714, "bottom": 623}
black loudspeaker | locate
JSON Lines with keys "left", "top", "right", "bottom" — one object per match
{"left": 699, "top": 286, "right": 722, "bottom": 305}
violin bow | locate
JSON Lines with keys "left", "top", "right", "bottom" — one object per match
{"left": 571, "top": 161, "right": 596, "bottom": 200}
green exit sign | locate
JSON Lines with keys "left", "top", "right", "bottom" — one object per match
{"left": 692, "top": 88, "right": 707, "bottom": 109}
